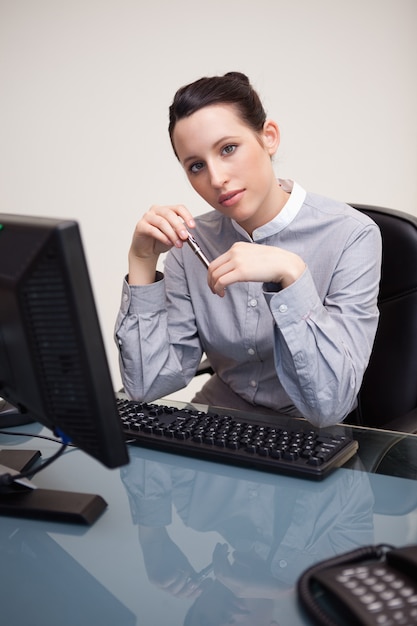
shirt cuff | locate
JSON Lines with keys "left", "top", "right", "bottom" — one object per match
{"left": 119, "top": 272, "right": 165, "bottom": 315}
{"left": 263, "top": 267, "right": 320, "bottom": 327}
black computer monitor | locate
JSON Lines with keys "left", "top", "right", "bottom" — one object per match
{"left": 0, "top": 213, "right": 129, "bottom": 521}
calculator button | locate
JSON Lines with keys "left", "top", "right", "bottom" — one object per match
{"left": 336, "top": 575, "right": 350, "bottom": 583}
{"left": 383, "top": 573, "right": 396, "bottom": 583}
{"left": 341, "top": 568, "right": 356, "bottom": 576}
{"left": 399, "top": 587, "right": 413, "bottom": 597}
{"left": 346, "top": 580, "right": 359, "bottom": 589}
{"left": 381, "top": 590, "right": 396, "bottom": 601}
{"left": 390, "top": 580, "right": 404, "bottom": 590}
{"left": 352, "top": 586, "right": 367, "bottom": 596}
{"left": 360, "top": 592, "right": 377, "bottom": 604}
{"left": 374, "top": 567, "right": 387, "bottom": 576}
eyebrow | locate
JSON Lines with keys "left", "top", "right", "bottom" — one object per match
{"left": 182, "top": 136, "right": 239, "bottom": 166}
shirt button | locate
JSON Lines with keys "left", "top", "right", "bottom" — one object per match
{"left": 279, "top": 560, "right": 288, "bottom": 569}
{"left": 278, "top": 304, "right": 288, "bottom": 313}
{"left": 249, "top": 299, "right": 258, "bottom": 307}
{"left": 248, "top": 348, "right": 255, "bottom": 356}
{"left": 123, "top": 293, "right": 129, "bottom": 302}
{"left": 250, "top": 380, "right": 257, "bottom": 388}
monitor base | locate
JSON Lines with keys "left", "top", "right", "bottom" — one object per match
{"left": 0, "top": 488, "right": 107, "bottom": 525}
{"left": 0, "top": 450, "right": 107, "bottom": 525}
{"left": 0, "top": 449, "right": 41, "bottom": 472}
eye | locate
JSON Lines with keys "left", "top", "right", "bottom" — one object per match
{"left": 222, "top": 144, "right": 237, "bottom": 156}
{"left": 189, "top": 161, "right": 204, "bottom": 174}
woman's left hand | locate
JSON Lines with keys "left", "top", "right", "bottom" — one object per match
{"left": 208, "top": 242, "right": 306, "bottom": 297}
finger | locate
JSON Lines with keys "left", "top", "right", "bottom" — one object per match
{"left": 141, "top": 213, "right": 184, "bottom": 249}
{"left": 153, "top": 204, "right": 195, "bottom": 235}
{"left": 152, "top": 215, "right": 186, "bottom": 247}
{"left": 149, "top": 205, "right": 195, "bottom": 246}
{"left": 139, "top": 220, "right": 172, "bottom": 246}
{"left": 208, "top": 263, "right": 236, "bottom": 297}
{"left": 170, "top": 205, "right": 195, "bottom": 232}
{"left": 208, "top": 250, "right": 230, "bottom": 273}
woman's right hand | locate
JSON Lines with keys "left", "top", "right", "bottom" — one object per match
{"left": 128, "top": 204, "right": 195, "bottom": 285}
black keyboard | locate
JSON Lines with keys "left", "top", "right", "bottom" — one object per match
{"left": 117, "top": 398, "right": 358, "bottom": 480}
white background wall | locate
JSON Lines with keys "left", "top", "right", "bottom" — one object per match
{"left": 1, "top": 0, "right": 416, "bottom": 393}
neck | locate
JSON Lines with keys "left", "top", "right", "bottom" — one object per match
{"left": 239, "top": 180, "right": 290, "bottom": 236}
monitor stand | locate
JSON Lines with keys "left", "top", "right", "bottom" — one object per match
{"left": 0, "top": 447, "right": 107, "bottom": 526}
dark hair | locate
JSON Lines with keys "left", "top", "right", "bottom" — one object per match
{"left": 168, "top": 72, "right": 267, "bottom": 156}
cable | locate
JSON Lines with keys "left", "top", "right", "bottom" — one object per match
{"left": 0, "top": 429, "right": 76, "bottom": 446}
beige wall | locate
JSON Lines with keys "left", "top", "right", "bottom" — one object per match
{"left": 1, "top": 0, "right": 416, "bottom": 392}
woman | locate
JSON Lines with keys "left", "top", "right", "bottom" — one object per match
{"left": 115, "top": 71, "right": 382, "bottom": 427}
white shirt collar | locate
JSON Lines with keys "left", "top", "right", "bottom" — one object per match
{"left": 232, "top": 179, "right": 307, "bottom": 241}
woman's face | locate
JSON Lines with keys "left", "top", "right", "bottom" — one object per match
{"left": 172, "top": 104, "right": 283, "bottom": 235}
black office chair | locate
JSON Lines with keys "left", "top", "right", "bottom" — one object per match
{"left": 196, "top": 205, "right": 417, "bottom": 433}
{"left": 346, "top": 205, "right": 417, "bottom": 433}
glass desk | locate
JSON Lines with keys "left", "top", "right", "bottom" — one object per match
{"left": 0, "top": 401, "right": 417, "bottom": 626}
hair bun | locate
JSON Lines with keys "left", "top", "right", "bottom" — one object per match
{"left": 224, "top": 71, "right": 250, "bottom": 85}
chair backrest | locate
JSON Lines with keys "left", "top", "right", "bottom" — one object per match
{"left": 349, "top": 204, "right": 417, "bottom": 428}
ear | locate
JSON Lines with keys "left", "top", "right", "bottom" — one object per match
{"left": 262, "top": 119, "right": 280, "bottom": 156}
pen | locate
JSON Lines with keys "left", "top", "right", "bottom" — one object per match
{"left": 186, "top": 234, "right": 210, "bottom": 269}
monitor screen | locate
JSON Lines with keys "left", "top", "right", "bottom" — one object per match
{"left": 0, "top": 213, "right": 129, "bottom": 470}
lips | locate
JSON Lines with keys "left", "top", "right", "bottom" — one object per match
{"left": 218, "top": 189, "right": 245, "bottom": 207}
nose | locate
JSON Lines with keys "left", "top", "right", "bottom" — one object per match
{"left": 207, "top": 160, "right": 228, "bottom": 188}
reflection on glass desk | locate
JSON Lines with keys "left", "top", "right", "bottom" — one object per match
{"left": 1, "top": 400, "right": 417, "bottom": 626}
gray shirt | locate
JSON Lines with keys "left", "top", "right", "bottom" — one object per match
{"left": 115, "top": 180, "right": 382, "bottom": 427}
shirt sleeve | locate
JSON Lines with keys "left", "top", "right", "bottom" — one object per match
{"left": 114, "top": 266, "right": 203, "bottom": 402}
{"left": 263, "top": 222, "right": 382, "bottom": 427}
{"left": 120, "top": 456, "right": 174, "bottom": 526}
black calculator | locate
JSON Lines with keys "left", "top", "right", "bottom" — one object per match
{"left": 298, "top": 544, "right": 417, "bottom": 626}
